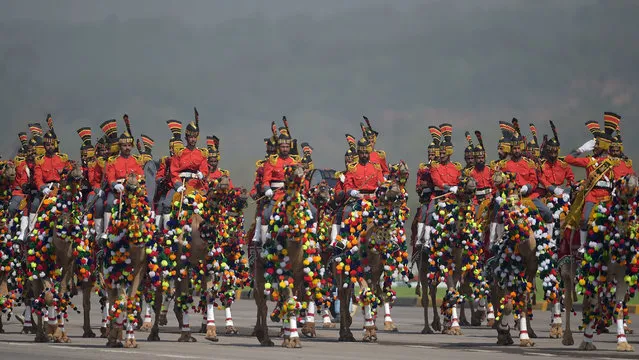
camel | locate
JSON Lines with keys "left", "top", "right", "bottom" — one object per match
{"left": 334, "top": 176, "right": 404, "bottom": 343}
{"left": 24, "top": 162, "right": 84, "bottom": 343}
{"left": 0, "top": 161, "right": 18, "bottom": 334}
{"left": 102, "top": 172, "right": 151, "bottom": 348}
{"left": 489, "top": 171, "right": 542, "bottom": 347}
{"left": 253, "top": 165, "right": 320, "bottom": 348}
{"left": 576, "top": 174, "right": 638, "bottom": 352}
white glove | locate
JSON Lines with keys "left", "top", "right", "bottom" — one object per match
{"left": 96, "top": 189, "right": 104, "bottom": 197}
{"left": 577, "top": 139, "right": 596, "bottom": 153}
{"left": 42, "top": 187, "right": 51, "bottom": 196}
{"left": 449, "top": 186, "right": 458, "bottom": 194}
{"left": 114, "top": 184, "right": 125, "bottom": 193}
{"left": 520, "top": 185, "right": 529, "bottom": 194}
{"left": 265, "top": 189, "right": 274, "bottom": 198}
{"left": 349, "top": 190, "right": 360, "bottom": 198}
{"left": 196, "top": 171, "right": 204, "bottom": 180}
{"left": 553, "top": 187, "right": 564, "bottom": 196}
{"left": 176, "top": 185, "right": 186, "bottom": 193}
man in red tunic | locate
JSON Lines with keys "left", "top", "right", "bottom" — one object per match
{"left": 103, "top": 131, "right": 145, "bottom": 239}
{"left": 206, "top": 135, "right": 233, "bottom": 188}
{"left": 170, "top": 119, "right": 209, "bottom": 197}
{"left": 249, "top": 136, "right": 277, "bottom": 245}
{"left": 155, "top": 120, "right": 184, "bottom": 229}
{"left": 8, "top": 131, "right": 37, "bottom": 238}
{"left": 466, "top": 131, "right": 494, "bottom": 211}
{"left": 361, "top": 117, "right": 389, "bottom": 177}
{"left": 31, "top": 130, "right": 70, "bottom": 229}
{"left": 565, "top": 118, "right": 615, "bottom": 252}
{"left": 329, "top": 135, "right": 358, "bottom": 245}
{"left": 414, "top": 126, "right": 441, "bottom": 247}
{"left": 606, "top": 112, "right": 635, "bottom": 179}
{"left": 537, "top": 122, "right": 575, "bottom": 199}
{"left": 259, "top": 129, "right": 299, "bottom": 244}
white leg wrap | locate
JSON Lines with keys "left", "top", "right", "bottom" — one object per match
{"left": 207, "top": 304, "right": 216, "bottom": 326}
{"left": 283, "top": 320, "right": 291, "bottom": 338}
{"left": 519, "top": 316, "right": 529, "bottom": 340}
{"left": 155, "top": 215, "right": 161, "bottom": 228}
{"left": 252, "top": 217, "right": 262, "bottom": 242}
{"left": 182, "top": 312, "right": 190, "bottom": 332}
{"left": 19, "top": 216, "right": 29, "bottom": 238}
{"left": 423, "top": 226, "right": 432, "bottom": 247}
{"left": 580, "top": 230, "right": 587, "bottom": 248}
{"left": 225, "top": 307, "right": 234, "bottom": 327}
{"left": 260, "top": 225, "right": 269, "bottom": 245}
{"left": 289, "top": 316, "right": 299, "bottom": 338}
{"left": 583, "top": 320, "right": 594, "bottom": 343}
{"left": 330, "top": 224, "right": 339, "bottom": 243}
{"left": 24, "top": 305, "right": 32, "bottom": 326}
{"left": 28, "top": 213, "right": 37, "bottom": 231}
{"left": 617, "top": 318, "right": 627, "bottom": 343}
{"left": 57, "top": 318, "right": 65, "bottom": 333}
{"left": 364, "top": 305, "right": 374, "bottom": 327}
{"left": 143, "top": 303, "right": 152, "bottom": 324}
{"left": 487, "top": 303, "right": 495, "bottom": 320}
{"left": 306, "top": 302, "right": 316, "bottom": 323}
{"left": 415, "top": 223, "right": 424, "bottom": 246}
{"left": 384, "top": 302, "right": 392, "bottom": 322}
{"left": 126, "top": 321, "right": 135, "bottom": 339}
{"left": 552, "top": 303, "right": 562, "bottom": 324}
{"left": 48, "top": 306, "right": 57, "bottom": 325}
{"left": 116, "top": 311, "right": 126, "bottom": 328}
{"left": 451, "top": 305, "right": 459, "bottom": 328}
{"left": 102, "top": 301, "right": 109, "bottom": 328}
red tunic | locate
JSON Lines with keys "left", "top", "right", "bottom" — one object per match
{"left": 612, "top": 159, "right": 634, "bottom": 179}
{"left": 537, "top": 159, "right": 574, "bottom": 197}
{"left": 207, "top": 167, "right": 234, "bottom": 188}
{"left": 430, "top": 162, "right": 461, "bottom": 190}
{"left": 106, "top": 155, "right": 144, "bottom": 187}
{"left": 501, "top": 158, "right": 539, "bottom": 198}
{"left": 34, "top": 154, "right": 70, "bottom": 189}
{"left": 171, "top": 148, "right": 209, "bottom": 191}
{"left": 11, "top": 161, "right": 30, "bottom": 196}
{"left": 369, "top": 150, "right": 389, "bottom": 177}
{"left": 416, "top": 163, "right": 434, "bottom": 201}
{"left": 250, "top": 159, "right": 267, "bottom": 198}
{"left": 468, "top": 165, "right": 494, "bottom": 192}
{"left": 564, "top": 154, "right": 614, "bottom": 203}
{"left": 261, "top": 155, "right": 298, "bottom": 189}
{"left": 343, "top": 162, "right": 384, "bottom": 193}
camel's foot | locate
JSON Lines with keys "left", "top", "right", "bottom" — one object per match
{"left": 617, "top": 341, "right": 634, "bottom": 352}
{"left": 124, "top": 338, "right": 138, "bottom": 348}
{"left": 15, "top": 314, "right": 24, "bottom": 324}
{"left": 100, "top": 327, "right": 108, "bottom": 338}
{"left": 487, "top": 319, "right": 495, "bottom": 327}
{"left": 497, "top": 330, "right": 514, "bottom": 346}
{"left": 281, "top": 337, "right": 290, "bottom": 348}
{"left": 338, "top": 332, "right": 357, "bottom": 342}
{"left": 159, "top": 313, "right": 168, "bottom": 326}
{"left": 260, "top": 338, "right": 275, "bottom": 347}
{"left": 322, "top": 322, "right": 336, "bottom": 329}
{"left": 83, "top": 328, "right": 96, "bottom": 338}
{"left": 431, "top": 319, "right": 442, "bottom": 332}
{"left": 459, "top": 317, "right": 471, "bottom": 327}
{"left": 140, "top": 321, "right": 153, "bottom": 332}
{"left": 147, "top": 328, "right": 161, "bottom": 341}
{"left": 528, "top": 327, "right": 538, "bottom": 339}
{"left": 549, "top": 323, "right": 563, "bottom": 339}
{"left": 34, "top": 331, "right": 49, "bottom": 343}
{"left": 205, "top": 325, "right": 218, "bottom": 342}
{"left": 225, "top": 325, "right": 238, "bottom": 335}
{"left": 562, "top": 330, "right": 574, "bottom": 346}
{"left": 301, "top": 322, "right": 316, "bottom": 338}
{"left": 0, "top": 327, "right": 3, "bottom": 334}
{"left": 286, "top": 337, "right": 302, "bottom": 349}
{"left": 362, "top": 326, "right": 378, "bottom": 343}
{"left": 471, "top": 312, "right": 483, "bottom": 327}
{"left": 421, "top": 324, "right": 434, "bottom": 334}
{"left": 519, "top": 338, "right": 535, "bottom": 347}
{"left": 21, "top": 325, "right": 36, "bottom": 334}
{"left": 278, "top": 327, "right": 285, "bottom": 338}
{"left": 445, "top": 326, "right": 463, "bottom": 336}
{"left": 177, "top": 331, "right": 197, "bottom": 342}
{"left": 625, "top": 325, "right": 634, "bottom": 335}
{"left": 384, "top": 321, "right": 398, "bottom": 332}
{"left": 578, "top": 341, "right": 597, "bottom": 351}
{"left": 55, "top": 331, "right": 71, "bottom": 343}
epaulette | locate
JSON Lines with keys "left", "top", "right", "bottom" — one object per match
{"left": 347, "top": 162, "right": 358, "bottom": 173}
{"left": 35, "top": 155, "right": 45, "bottom": 165}
{"left": 174, "top": 147, "right": 184, "bottom": 157}
{"left": 488, "top": 160, "right": 498, "bottom": 170}
{"left": 462, "top": 167, "right": 472, "bottom": 177}
{"left": 269, "top": 154, "right": 279, "bottom": 165}
{"left": 256, "top": 159, "right": 266, "bottom": 168}
{"left": 524, "top": 157, "right": 537, "bottom": 167}
{"left": 58, "top": 153, "right": 69, "bottom": 162}
{"left": 108, "top": 155, "right": 118, "bottom": 164}
{"left": 418, "top": 162, "right": 429, "bottom": 170}
{"left": 372, "top": 162, "right": 382, "bottom": 171}
{"left": 430, "top": 160, "right": 440, "bottom": 168}
{"left": 453, "top": 162, "right": 463, "bottom": 171}
{"left": 86, "top": 159, "right": 96, "bottom": 167}
{"left": 13, "top": 155, "right": 25, "bottom": 163}
{"left": 199, "top": 147, "right": 209, "bottom": 158}
{"left": 291, "top": 154, "right": 302, "bottom": 163}
{"left": 138, "top": 154, "right": 152, "bottom": 165}
{"left": 375, "top": 149, "right": 386, "bottom": 159}
{"left": 220, "top": 169, "right": 230, "bottom": 176}
{"left": 97, "top": 158, "right": 106, "bottom": 168}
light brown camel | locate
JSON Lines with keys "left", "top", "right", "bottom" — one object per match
{"left": 0, "top": 161, "right": 17, "bottom": 334}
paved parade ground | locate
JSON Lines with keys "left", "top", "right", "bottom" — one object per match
{"left": 0, "top": 297, "right": 637, "bottom": 360}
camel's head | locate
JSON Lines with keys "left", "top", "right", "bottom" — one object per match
{"left": 457, "top": 175, "right": 477, "bottom": 200}
{"left": 66, "top": 161, "right": 84, "bottom": 183}
{"left": 376, "top": 179, "right": 404, "bottom": 205}
{"left": 616, "top": 174, "right": 639, "bottom": 203}
{"left": 389, "top": 161, "right": 410, "bottom": 187}
{"left": 310, "top": 180, "right": 332, "bottom": 207}
{"left": 215, "top": 175, "right": 231, "bottom": 191}
{"left": 284, "top": 165, "right": 306, "bottom": 188}
{"left": 1, "top": 161, "right": 17, "bottom": 183}
{"left": 125, "top": 172, "right": 140, "bottom": 192}
{"left": 493, "top": 171, "right": 516, "bottom": 192}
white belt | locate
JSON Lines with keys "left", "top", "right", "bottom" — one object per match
{"left": 270, "top": 181, "right": 284, "bottom": 189}
{"left": 179, "top": 171, "right": 199, "bottom": 179}
{"left": 476, "top": 188, "right": 492, "bottom": 196}
{"left": 595, "top": 180, "right": 612, "bottom": 188}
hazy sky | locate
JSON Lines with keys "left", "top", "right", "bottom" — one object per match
{"left": 1, "top": 0, "right": 638, "bottom": 215}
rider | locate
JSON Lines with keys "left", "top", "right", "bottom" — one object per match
{"left": 564, "top": 117, "right": 615, "bottom": 253}
{"left": 489, "top": 122, "right": 513, "bottom": 171}
{"left": 259, "top": 128, "right": 299, "bottom": 245}
{"left": 103, "top": 131, "right": 145, "bottom": 240}
{"left": 499, "top": 120, "right": 553, "bottom": 229}
{"left": 537, "top": 121, "right": 574, "bottom": 199}
{"left": 14, "top": 132, "right": 28, "bottom": 163}
{"left": 249, "top": 135, "right": 278, "bottom": 245}
{"left": 466, "top": 131, "right": 494, "bottom": 212}
{"left": 414, "top": 126, "right": 441, "bottom": 247}
{"left": 206, "top": 135, "right": 233, "bottom": 188}
{"left": 77, "top": 127, "right": 95, "bottom": 201}
{"left": 77, "top": 127, "right": 104, "bottom": 237}
{"left": 156, "top": 120, "right": 184, "bottom": 229}
{"left": 463, "top": 132, "right": 475, "bottom": 173}
{"left": 606, "top": 112, "right": 635, "bottom": 178}
{"left": 424, "top": 124, "right": 462, "bottom": 245}
{"left": 8, "top": 133, "right": 35, "bottom": 238}
{"left": 361, "top": 118, "right": 389, "bottom": 178}
{"left": 338, "top": 137, "right": 385, "bottom": 248}
{"left": 330, "top": 135, "right": 358, "bottom": 245}
{"left": 31, "top": 129, "right": 70, "bottom": 229}
{"left": 170, "top": 119, "right": 209, "bottom": 201}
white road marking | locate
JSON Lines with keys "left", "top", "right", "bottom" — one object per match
{"left": 407, "top": 345, "right": 436, "bottom": 349}
{"left": 523, "top": 352, "right": 556, "bottom": 357}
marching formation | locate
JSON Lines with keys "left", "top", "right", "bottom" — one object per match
{"left": 0, "top": 110, "right": 637, "bottom": 353}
